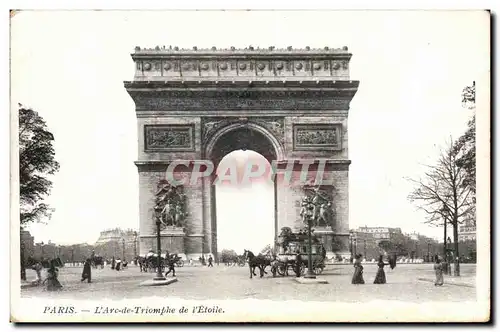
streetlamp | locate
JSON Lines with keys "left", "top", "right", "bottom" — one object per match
{"left": 301, "top": 197, "right": 316, "bottom": 279}
{"left": 122, "top": 238, "right": 126, "bottom": 262}
{"left": 133, "top": 231, "right": 138, "bottom": 260}
{"left": 427, "top": 242, "right": 431, "bottom": 262}
{"left": 353, "top": 237, "right": 357, "bottom": 257}
{"left": 153, "top": 207, "right": 166, "bottom": 281}
{"left": 349, "top": 232, "right": 354, "bottom": 261}
{"left": 440, "top": 206, "right": 449, "bottom": 261}
{"left": 20, "top": 241, "right": 26, "bottom": 281}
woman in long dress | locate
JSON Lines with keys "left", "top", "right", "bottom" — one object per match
{"left": 46, "top": 260, "right": 63, "bottom": 291}
{"left": 351, "top": 254, "right": 365, "bottom": 284}
{"left": 434, "top": 255, "right": 444, "bottom": 286}
{"left": 81, "top": 258, "right": 92, "bottom": 283}
{"left": 373, "top": 255, "right": 387, "bottom": 284}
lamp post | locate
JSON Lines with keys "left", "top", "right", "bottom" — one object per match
{"left": 349, "top": 232, "right": 354, "bottom": 261}
{"left": 447, "top": 236, "right": 452, "bottom": 275}
{"left": 427, "top": 242, "right": 431, "bottom": 262}
{"left": 304, "top": 212, "right": 316, "bottom": 279}
{"left": 153, "top": 208, "right": 166, "bottom": 281}
{"left": 440, "top": 206, "right": 449, "bottom": 267}
{"left": 301, "top": 198, "right": 316, "bottom": 279}
{"left": 133, "top": 231, "right": 138, "bottom": 260}
{"left": 122, "top": 238, "right": 125, "bottom": 262}
{"left": 353, "top": 238, "right": 357, "bottom": 257}
{"left": 20, "top": 241, "right": 26, "bottom": 281}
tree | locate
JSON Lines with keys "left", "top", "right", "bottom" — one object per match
{"left": 19, "top": 105, "right": 60, "bottom": 225}
{"left": 453, "top": 82, "right": 476, "bottom": 223}
{"left": 19, "top": 105, "right": 59, "bottom": 281}
{"left": 220, "top": 249, "right": 238, "bottom": 264}
{"left": 407, "top": 142, "right": 474, "bottom": 276}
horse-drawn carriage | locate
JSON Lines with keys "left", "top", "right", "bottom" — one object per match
{"left": 273, "top": 230, "right": 326, "bottom": 277}
{"left": 137, "top": 252, "right": 184, "bottom": 273}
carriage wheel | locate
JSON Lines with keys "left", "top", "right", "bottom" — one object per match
{"left": 238, "top": 261, "right": 245, "bottom": 267}
{"left": 177, "top": 260, "right": 184, "bottom": 267}
{"left": 277, "top": 265, "right": 286, "bottom": 276}
{"left": 314, "top": 266, "right": 324, "bottom": 275}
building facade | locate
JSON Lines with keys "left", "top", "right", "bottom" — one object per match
{"left": 94, "top": 228, "right": 140, "bottom": 260}
{"left": 458, "top": 221, "right": 476, "bottom": 242}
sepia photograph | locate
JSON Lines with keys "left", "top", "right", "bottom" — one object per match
{"left": 9, "top": 9, "right": 490, "bottom": 323}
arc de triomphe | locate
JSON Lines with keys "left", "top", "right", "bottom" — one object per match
{"left": 124, "top": 46, "right": 359, "bottom": 260}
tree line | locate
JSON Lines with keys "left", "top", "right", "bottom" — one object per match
{"left": 407, "top": 82, "right": 476, "bottom": 276}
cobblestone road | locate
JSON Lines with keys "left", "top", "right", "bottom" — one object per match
{"left": 21, "top": 263, "right": 476, "bottom": 302}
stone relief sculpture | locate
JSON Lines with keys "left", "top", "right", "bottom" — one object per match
{"left": 295, "top": 128, "right": 338, "bottom": 146}
{"left": 299, "top": 186, "right": 336, "bottom": 229}
{"left": 145, "top": 126, "right": 193, "bottom": 150}
{"left": 153, "top": 180, "right": 187, "bottom": 228}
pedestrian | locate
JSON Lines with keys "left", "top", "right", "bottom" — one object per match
{"left": 45, "top": 260, "right": 63, "bottom": 291}
{"left": 208, "top": 255, "right": 213, "bottom": 267}
{"left": 81, "top": 258, "right": 92, "bottom": 283}
{"left": 434, "top": 255, "right": 444, "bottom": 286}
{"left": 373, "top": 255, "right": 387, "bottom": 284}
{"left": 351, "top": 254, "right": 365, "bottom": 284}
{"left": 295, "top": 252, "right": 302, "bottom": 277}
{"left": 115, "top": 258, "right": 122, "bottom": 271}
{"left": 32, "top": 261, "right": 43, "bottom": 285}
{"left": 111, "top": 256, "right": 116, "bottom": 270}
{"left": 164, "top": 254, "right": 176, "bottom": 277}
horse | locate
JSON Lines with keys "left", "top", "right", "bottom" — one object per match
{"left": 136, "top": 256, "right": 148, "bottom": 272}
{"left": 91, "top": 255, "right": 105, "bottom": 269}
{"left": 243, "top": 250, "right": 272, "bottom": 279}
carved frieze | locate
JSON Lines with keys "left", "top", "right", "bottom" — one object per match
{"left": 293, "top": 124, "right": 342, "bottom": 151}
{"left": 144, "top": 125, "right": 195, "bottom": 152}
{"left": 131, "top": 90, "right": 352, "bottom": 111}
{"left": 201, "top": 117, "right": 284, "bottom": 145}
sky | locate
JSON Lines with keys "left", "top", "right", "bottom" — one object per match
{"left": 10, "top": 10, "right": 487, "bottom": 247}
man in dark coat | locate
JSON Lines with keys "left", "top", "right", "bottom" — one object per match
{"left": 208, "top": 255, "right": 213, "bottom": 267}
{"left": 81, "top": 258, "right": 92, "bottom": 283}
{"left": 295, "top": 253, "right": 302, "bottom": 277}
{"left": 164, "top": 253, "right": 176, "bottom": 277}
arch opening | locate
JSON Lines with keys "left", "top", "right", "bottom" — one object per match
{"left": 215, "top": 150, "right": 275, "bottom": 257}
{"left": 206, "top": 124, "right": 280, "bottom": 261}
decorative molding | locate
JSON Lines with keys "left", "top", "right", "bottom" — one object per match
{"left": 293, "top": 124, "right": 342, "bottom": 151}
{"left": 201, "top": 117, "right": 284, "bottom": 145}
{"left": 128, "top": 87, "right": 356, "bottom": 111}
{"left": 144, "top": 124, "right": 195, "bottom": 152}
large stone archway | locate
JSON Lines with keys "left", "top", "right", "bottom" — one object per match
{"left": 125, "top": 46, "right": 359, "bottom": 260}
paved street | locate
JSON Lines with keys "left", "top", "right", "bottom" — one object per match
{"left": 21, "top": 263, "right": 476, "bottom": 302}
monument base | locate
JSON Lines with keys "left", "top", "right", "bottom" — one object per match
{"left": 295, "top": 277, "right": 329, "bottom": 284}
{"left": 140, "top": 277, "right": 178, "bottom": 287}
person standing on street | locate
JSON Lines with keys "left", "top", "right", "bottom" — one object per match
{"left": 351, "top": 254, "right": 365, "bottom": 284}
{"left": 208, "top": 255, "right": 213, "bottom": 267}
{"left": 81, "top": 258, "right": 92, "bottom": 283}
{"left": 434, "top": 255, "right": 444, "bottom": 286}
{"left": 295, "top": 252, "right": 302, "bottom": 277}
{"left": 373, "top": 255, "right": 387, "bottom": 284}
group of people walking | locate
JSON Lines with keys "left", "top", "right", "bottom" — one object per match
{"left": 351, "top": 253, "right": 447, "bottom": 286}
{"left": 351, "top": 254, "right": 389, "bottom": 284}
